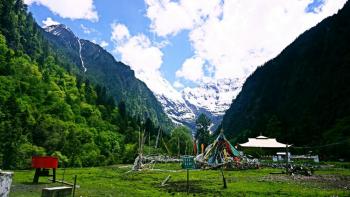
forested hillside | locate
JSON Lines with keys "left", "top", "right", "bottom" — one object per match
{"left": 42, "top": 24, "right": 173, "bottom": 131}
{"left": 222, "top": 2, "right": 350, "bottom": 160}
{"left": 0, "top": 0, "right": 165, "bottom": 169}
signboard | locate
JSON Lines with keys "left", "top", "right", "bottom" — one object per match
{"left": 182, "top": 156, "right": 195, "bottom": 169}
{"left": 32, "top": 156, "right": 58, "bottom": 169}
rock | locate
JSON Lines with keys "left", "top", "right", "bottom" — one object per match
{"left": 0, "top": 171, "right": 13, "bottom": 197}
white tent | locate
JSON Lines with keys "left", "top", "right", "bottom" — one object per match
{"left": 239, "top": 135, "right": 291, "bottom": 148}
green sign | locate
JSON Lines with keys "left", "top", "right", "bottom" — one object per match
{"left": 182, "top": 156, "right": 195, "bottom": 169}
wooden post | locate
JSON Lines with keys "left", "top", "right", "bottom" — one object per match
{"left": 33, "top": 168, "right": 40, "bottom": 184}
{"left": 178, "top": 137, "right": 180, "bottom": 157}
{"left": 72, "top": 175, "right": 77, "bottom": 197}
{"left": 187, "top": 169, "right": 189, "bottom": 194}
{"left": 220, "top": 167, "right": 227, "bottom": 189}
{"left": 155, "top": 128, "right": 161, "bottom": 148}
{"left": 52, "top": 168, "right": 56, "bottom": 183}
{"left": 138, "top": 130, "right": 141, "bottom": 154}
{"left": 285, "top": 144, "right": 289, "bottom": 174}
{"left": 62, "top": 168, "right": 66, "bottom": 183}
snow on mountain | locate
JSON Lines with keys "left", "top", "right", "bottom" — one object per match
{"left": 182, "top": 78, "right": 244, "bottom": 116}
{"left": 44, "top": 24, "right": 87, "bottom": 72}
{"left": 137, "top": 73, "right": 244, "bottom": 131}
{"left": 135, "top": 72, "right": 196, "bottom": 127}
{"left": 44, "top": 25, "right": 243, "bottom": 132}
{"left": 45, "top": 24, "right": 74, "bottom": 37}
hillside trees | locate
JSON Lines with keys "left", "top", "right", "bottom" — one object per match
{"left": 195, "top": 113, "right": 211, "bottom": 146}
{"left": 0, "top": 31, "right": 141, "bottom": 168}
{"left": 0, "top": 0, "right": 173, "bottom": 169}
{"left": 168, "top": 126, "right": 193, "bottom": 156}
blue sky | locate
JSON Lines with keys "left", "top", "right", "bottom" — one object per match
{"left": 24, "top": 0, "right": 347, "bottom": 94}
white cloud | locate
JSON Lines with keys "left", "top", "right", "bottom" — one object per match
{"left": 111, "top": 24, "right": 162, "bottom": 74}
{"left": 145, "top": 0, "right": 347, "bottom": 81}
{"left": 176, "top": 56, "right": 204, "bottom": 82}
{"left": 111, "top": 23, "right": 130, "bottom": 43}
{"left": 24, "top": 0, "right": 98, "bottom": 22}
{"left": 173, "top": 81, "right": 184, "bottom": 89}
{"left": 145, "top": 0, "right": 223, "bottom": 37}
{"left": 42, "top": 17, "right": 59, "bottom": 27}
{"left": 110, "top": 23, "right": 185, "bottom": 100}
{"left": 110, "top": 22, "right": 164, "bottom": 87}
{"left": 100, "top": 40, "right": 109, "bottom": 48}
{"left": 80, "top": 24, "right": 96, "bottom": 34}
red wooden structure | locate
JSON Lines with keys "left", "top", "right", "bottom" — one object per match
{"left": 32, "top": 156, "right": 58, "bottom": 183}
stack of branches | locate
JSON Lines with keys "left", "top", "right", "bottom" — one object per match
{"left": 143, "top": 155, "right": 181, "bottom": 163}
{"left": 287, "top": 164, "right": 314, "bottom": 176}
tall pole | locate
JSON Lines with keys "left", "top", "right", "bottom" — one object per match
{"left": 285, "top": 143, "right": 289, "bottom": 174}
{"left": 155, "top": 127, "right": 161, "bottom": 148}
{"left": 187, "top": 169, "right": 189, "bottom": 194}
{"left": 178, "top": 137, "right": 180, "bottom": 157}
{"left": 148, "top": 131, "right": 151, "bottom": 155}
{"left": 72, "top": 175, "right": 77, "bottom": 197}
{"left": 138, "top": 129, "right": 141, "bottom": 154}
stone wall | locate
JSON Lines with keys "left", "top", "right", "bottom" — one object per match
{"left": 0, "top": 171, "right": 13, "bottom": 197}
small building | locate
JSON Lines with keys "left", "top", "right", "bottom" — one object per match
{"left": 239, "top": 135, "right": 291, "bottom": 148}
{"left": 239, "top": 135, "right": 291, "bottom": 161}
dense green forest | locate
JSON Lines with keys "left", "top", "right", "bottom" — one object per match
{"left": 42, "top": 25, "right": 173, "bottom": 131}
{"left": 221, "top": 2, "right": 350, "bottom": 160}
{"left": 0, "top": 0, "right": 180, "bottom": 169}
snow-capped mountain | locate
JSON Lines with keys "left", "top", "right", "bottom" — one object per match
{"left": 134, "top": 72, "right": 196, "bottom": 128}
{"left": 183, "top": 78, "right": 244, "bottom": 116}
{"left": 44, "top": 24, "right": 244, "bottom": 132}
{"left": 141, "top": 75, "right": 244, "bottom": 132}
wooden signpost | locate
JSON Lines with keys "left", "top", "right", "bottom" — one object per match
{"left": 182, "top": 156, "right": 195, "bottom": 194}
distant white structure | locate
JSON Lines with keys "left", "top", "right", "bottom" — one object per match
{"left": 292, "top": 155, "right": 320, "bottom": 163}
{"left": 239, "top": 135, "right": 291, "bottom": 148}
{"left": 275, "top": 152, "right": 291, "bottom": 162}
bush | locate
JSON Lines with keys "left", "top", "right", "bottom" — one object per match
{"left": 122, "top": 143, "right": 138, "bottom": 163}
{"left": 17, "top": 143, "right": 46, "bottom": 169}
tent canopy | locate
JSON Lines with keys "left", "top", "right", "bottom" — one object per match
{"left": 195, "top": 132, "right": 240, "bottom": 167}
{"left": 239, "top": 135, "right": 291, "bottom": 148}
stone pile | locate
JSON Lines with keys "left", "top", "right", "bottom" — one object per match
{"left": 0, "top": 170, "right": 13, "bottom": 197}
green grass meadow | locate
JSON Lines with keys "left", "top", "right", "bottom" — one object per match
{"left": 10, "top": 163, "right": 350, "bottom": 197}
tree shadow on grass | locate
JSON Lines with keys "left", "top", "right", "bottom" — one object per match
{"left": 12, "top": 181, "right": 63, "bottom": 194}
{"left": 157, "top": 180, "right": 217, "bottom": 196}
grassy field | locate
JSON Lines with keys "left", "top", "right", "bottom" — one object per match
{"left": 10, "top": 163, "right": 350, "bottom": 196}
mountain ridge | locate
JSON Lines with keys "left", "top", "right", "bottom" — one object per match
{"left": 221, "top": 1, "right": 350, "bottom": 159}
{"left": 43, "top": 24, "right": 174, "bottom": 131}
{"left": 153, "top": 77, "right": 244, "bottom": 131}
